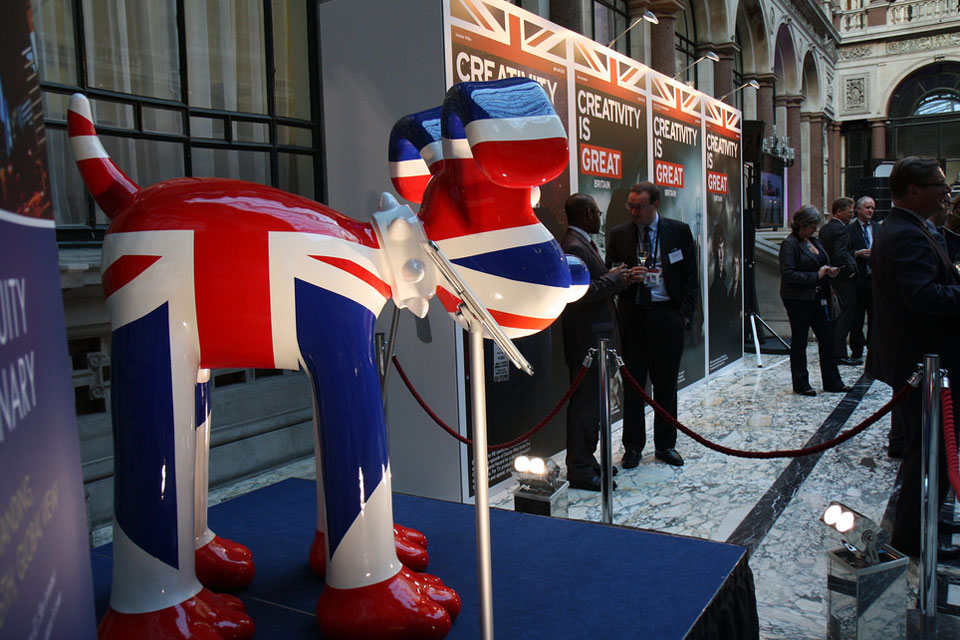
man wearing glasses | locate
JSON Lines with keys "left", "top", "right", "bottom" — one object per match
{"left": 606, "top": 182, "right": 699, "bottom": 468}
{"left": 868, "top": 156, "right": 960, "bottom": 558}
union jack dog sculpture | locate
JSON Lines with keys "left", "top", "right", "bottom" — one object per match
{"left": 71, "top": 78, "right": 586, "bottom": 639}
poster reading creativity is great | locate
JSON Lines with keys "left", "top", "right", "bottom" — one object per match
{"left": 649, "top": 76, "right": 705, "bottom": 389}
{"left": 704, "top": 99, "right": 744, "bottom": 373}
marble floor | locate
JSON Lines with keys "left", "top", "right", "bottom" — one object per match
{"left": 93, "top": 346, "right": 960, "bottom": 638}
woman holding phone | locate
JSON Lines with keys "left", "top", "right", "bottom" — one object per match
{"left": 778, "top": 205, "right": 851, "bottom": 396}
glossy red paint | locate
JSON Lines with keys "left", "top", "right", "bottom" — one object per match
{"left": 394, "top": 523, "right": 427, "bottom": 549}
{"left": 97, "top": 588, "right": 254, "bottom": 640}
{"left": 194, "top": 535, "right": 256, "bottom": 592}
{"left": 309, "top": 526, "right": 430, "bottom": 577}
{"left": 316, "top": 569, "right": 451, "bottom": 640}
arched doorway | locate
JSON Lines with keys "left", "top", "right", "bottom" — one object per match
{"left": 888, "top": 62, "right": 960, "bottom": 185}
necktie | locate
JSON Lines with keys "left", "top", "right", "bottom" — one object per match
{"left": 642, "top": 226, "right": 653, "bottom": 267}
{"left": 863, "top": 223, "right": 871, "bottom": 249}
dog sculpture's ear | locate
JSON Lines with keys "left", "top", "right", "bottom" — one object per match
{"left": 441, "top": 78, "right": 568, "bottom": 189}
{"left": 388, "top": 107, "right": 443, "bottom": 205}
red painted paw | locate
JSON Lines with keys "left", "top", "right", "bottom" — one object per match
{"left": 394, "top": 523, "right": 428, "bottom": 549}
{"left": 195, "top": 535, "right": 256, "bottom": 591}
{"left": 316, "top": 570, "right": 454, "bottom": 640}
{"left": 310, "top": 526, "right": 429, "bottom": 576}
{"left": 98, "top": 588, "right": 254, "bottom": 640}
{"left": 399, "top": 566, "right": 460, "bottom": 620}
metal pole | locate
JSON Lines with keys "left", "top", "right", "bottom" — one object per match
{"left": 920, "top": 354, "right": 941, "bottom": 637}
{"left": 598, "top": 339, "right": 613, "bottom": 523}
{"left": 380, "top": 305, "right": 401, "bottom": 407}
{"left": 749, "top": 314, "right": 763, "bottom": 367}
{"left": 469, "top": 327, "right": 494, "bottom": 640}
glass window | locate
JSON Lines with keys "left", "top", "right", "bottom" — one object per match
{"left": 273, "top": 0, "right": 311, "bottom": 120}
{"left": 31, "top": 0, "right": 78, "bottom": 85}
{"left": 915, "top": 91, "right": 960, "bottom": 116}
{"left": 185, "top": 0, "right": 267, "bottom": 114}
{"left": 590, "top": 1, "right": 630, "bottom": 57}
{"left": 278, "top": 152, "right": 314, "bottom": 200}
{"left": 192, "top": 147, "right": 270, "bottom": 186}
{"left": 82, "top": 0, "right": 181, "bottom": 101}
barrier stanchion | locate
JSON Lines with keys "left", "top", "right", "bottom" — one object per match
{"left": 920, "top": 355, "right": 942, "bottom": 638}
{"left": 598, "top": 339, "right": 613, "bottom": 524}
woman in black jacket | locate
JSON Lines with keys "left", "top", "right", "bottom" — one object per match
{"left": 779, "top": 205, "right": 851, "bottom": 396}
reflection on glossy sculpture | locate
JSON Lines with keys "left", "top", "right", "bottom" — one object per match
{"left": 71, "top": 77, "right": 583, "bottom": 640}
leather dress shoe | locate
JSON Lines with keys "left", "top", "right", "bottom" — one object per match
{"left": 836, "top": 357, "right": 863, "bottom": 366}
{"left": 621, "top": 449, "right": 641, "bottom": 469}
{"left": 938, "top": 543, "right": 960, "bottom": 561}
{"left": 795, "top": 388, "right": 817, "bottom": 397}
{"left": 940, "top": 519, "right": 960, "bottom": 535}
{"left": 825, "top": 384, "right": 853, "bottom": 393}
{"left": 592, "top": 464, "right": 618, "bottom": 477}
{"left": 655, "top": 448, "right": 684, "bottom": 466}
{"left": 568, "top": 475, "right": 617, "bottom": 492}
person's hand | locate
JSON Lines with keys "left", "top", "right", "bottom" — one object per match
{"left": 818, "top": 265, "right": 836, "bottom": 279}
{"left": 856, "top": 248, "right": 871, "bottom": 259}
{"left": 826, "top": 266, "right": 839, "bottom": 278}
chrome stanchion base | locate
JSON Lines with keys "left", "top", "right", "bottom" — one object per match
{"left": 826, "top": 546, "right": 908, "bottom": 639}
{"left": 906, "top": 609, "right": 960, "bottom": 638}
{"left": 513, "top": 481, "right": 569, "bottom": 518}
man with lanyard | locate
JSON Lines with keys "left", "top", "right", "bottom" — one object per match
{"left": 606, "top": 182, "right": 699, "bottom": 469}
{"left": 845, "top": 196, "right": 876, "bottom": 363}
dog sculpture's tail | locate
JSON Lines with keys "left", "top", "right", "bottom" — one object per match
{"left": 67, "top": 94, "right": 140, "bottom": 219}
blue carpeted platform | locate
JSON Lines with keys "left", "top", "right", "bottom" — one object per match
{"left": 92, "top": 478, "right": 753, "bottom": 638}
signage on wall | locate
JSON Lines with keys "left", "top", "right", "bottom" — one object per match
{"left": 441, "top": 0, "right": 744, "bottom": 493}
{"left": 0, "top": 1, "right": 97, "bottom": 637}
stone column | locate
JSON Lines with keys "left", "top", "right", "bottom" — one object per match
{"left": 827, "top": 120, "right": 842, "bottom": 204}
{"left": 712, "top": 41, "right": 738, "bottom": 102}
{"left": 804, "top": 113, "right": 825, "bottom": 213}
{"left": 748, "top": 73, "right": 777, "bottom": 138}
{"left": 869, "top": 118, "right": 887, "bottom": 161}
{"left": 632, "top": 0, "right": 684, "bottom": 77}
{"left": 779, "top": 95, "right": 804, "bottom": 215}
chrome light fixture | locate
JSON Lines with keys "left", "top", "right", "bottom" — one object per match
{"left": 673, "top": 51, "right": 719, "bottom": 80}
{"left": 607, "top": 11, "right": 658, "bottom": 48}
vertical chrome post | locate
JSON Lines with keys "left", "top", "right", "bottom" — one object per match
{"left": 598, "top": 339, "right": 613, "bottom": 523}
{"left": 749, "top": 314, "right": 763, "bottom": 367}
{"left": 920, "top": 354, "right": 941, "bottom": 637}
{"left": 469, "top": 327, "right": 494, "bottom": 640}
{"left": 379, "top": 305, "right": 401, "bottom": 407}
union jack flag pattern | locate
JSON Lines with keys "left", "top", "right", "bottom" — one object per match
{"left": 71, "top": 77, "right": 584, "bottom": 640}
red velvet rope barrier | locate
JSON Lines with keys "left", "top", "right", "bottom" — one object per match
{"left": 617, "top": 363, "right": 913, "bottom": 459}
{"left": 391, "top": 355, "right": 589, "bottom": 451}
{"left": 942, "top": 388, "right": 960, "bottom": 498}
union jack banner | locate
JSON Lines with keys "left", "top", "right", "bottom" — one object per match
{"left": 703, "top": 97, "right": 742, "bottom": 133}
{"left": 447, "top": 0, "right": 567, "bottom": 64}
{"left": 650, "top": 74, "right": 703, "bottom": 119}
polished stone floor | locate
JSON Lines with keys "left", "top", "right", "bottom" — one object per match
{"left": 93, "top": 346, "right": 960, "bottom": 638}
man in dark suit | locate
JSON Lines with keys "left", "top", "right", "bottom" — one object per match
{"left": 868, "top": 155, "right": 960, "bottom": 557}
{"left": 819, "top": 197, "right": 860, "bottom": 365}
{"left": 560, "top": 193, "right": 630, "bottom": 491}
{"left": 606, "top": 182, "right": 699, "bottom": 468}
{"left": 845, "top": 196, "right": 876, "bottom": 361}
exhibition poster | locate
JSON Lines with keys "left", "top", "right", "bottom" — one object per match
{"left": 649, "top": 76, "right": 706, "bottom": 388}
{"left": 446, "top": 0, "right": 573, "bottom": 494}
{"left": 0, "top": 0, "right": 97, "bottom": 637}
{"left": 570, "top": 39, "right": 648, "bottom": 258}
{"left": 704, "top": 98, "right": 744, "bottom": 373}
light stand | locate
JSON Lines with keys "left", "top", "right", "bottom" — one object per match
{"left": 607, "top": 11, "right": 658, "bottom": 48}
{"left": 422, "top": 239, "right": 534, "bottom": 640}
{"left": 673, "top": 51, "right": 719, "bottom": 81}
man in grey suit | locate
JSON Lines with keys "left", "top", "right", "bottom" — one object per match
{"left": 868, "top": 156, "right": 960, "bottom": 557}
{"left": 845, "top": 196, "right": 877, "bottom": 361}
{"left": 819, "top": 196, "right": 860, "bottom": 365}
{"left": 560, "top": 193, "right": 631, "bottom": 491}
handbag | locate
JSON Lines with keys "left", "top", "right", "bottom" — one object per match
{"left": 828, "top": 288, "right": 843, "bottom": 320}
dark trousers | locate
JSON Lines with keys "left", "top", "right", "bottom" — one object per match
{"left": 849, "top": 283, "right": 871, "bottom": 358}
{"left": 831, "top": 279, "right": 858, "bottom": 359}
{"left": 620, "top": 304, "right": 684, "bottom": 453}
{"left": 890, "top": 376, "right": 954, "bottom": 556}
{"left": 782, "top": 298, "right": 844, "bottom": 392}
{"left": 565, "top": 362, "right": 601, "bottom": 483}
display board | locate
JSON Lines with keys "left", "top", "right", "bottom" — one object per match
{"left": 443, "top": 0, "right": 744, "bottom": 490}
{"left": 0, "top": 1, "right": 97, "bottom": 637}
{"left": 704, "top": 99, "right": 744, "bottom": 373}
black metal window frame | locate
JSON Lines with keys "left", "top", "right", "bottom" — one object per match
{"left": 43, "top": 0, "right": 324, "bottom": 246}
{"left": 674, "top": 6, "right": 699, "bottom": 89}
{"left": 590, "top": 0, "right": 631, "bottom": 57}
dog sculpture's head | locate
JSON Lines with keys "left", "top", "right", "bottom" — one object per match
{"left": 388, "top": 78, "right": 587, "bottom": 338}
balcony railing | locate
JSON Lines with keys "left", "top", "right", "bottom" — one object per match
{"left": 839, "top": 0, "right": 960, "bottom": 34}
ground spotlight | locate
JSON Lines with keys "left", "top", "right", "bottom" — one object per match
{"left": 511, "top": 455, "right": 567, "bottom": 517}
